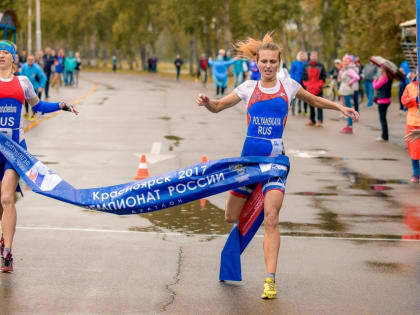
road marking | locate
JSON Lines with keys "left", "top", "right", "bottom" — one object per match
{"left": 15, "top": 226, "right": 420, "bottom": 242}
{"left": 24, "top": 79, "right": 99, "bottom": 132}
{"left": 135, "top": 141, "right": 175, "bottom": 164}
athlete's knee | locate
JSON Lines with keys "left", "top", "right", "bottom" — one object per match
{"left": 1, "top": 195, "right": 14, "bottom": 209}
{"left": 225, "top": 211, "right": 239, "bottom": 223}
{"left": 224, "top": 200, "right": 239, "bottom": 223}
{"left": 264, "top": 207, "right": 279, "bottom": 230}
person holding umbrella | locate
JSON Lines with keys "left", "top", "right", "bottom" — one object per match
{"left": 371, "top": 56, "right": 405, "bottom": 141}
{"left": 373, "top": 66, "right": 393, "bottom": 141}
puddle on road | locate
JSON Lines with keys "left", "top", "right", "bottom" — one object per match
{"left": 133, "top": 200, "right": 232, "bottom": 235}
{"left": 281, "top": 231, "right": 402, "bottom": 240}
{"left": 97, "top": 97, "right": 109, "bottom": 105}
{"left": 95, "top": 81, "right": 115, "bottom": 90}
{"left": 367, "top": 125, "right": 381, "bottom": 132}
{"left": 165, "top": 135, "right": 184, "bottom": 149}
{"left": 279, "top": 221, "right": 321, "bottom": 231}
{"left": 286, "top": 149, "right": 412, "bottom": 238}
{"left": 149, "top": 88, "right": 165, "bottom": 91}
{"left": 356, "top": 158, "right": 398, "bottom": 161}
{"left": 312, "top": 198, "right": 346, "bottom": 232}
{"left": 343, "top": 214, "right": 404, "bottom": 223}
{"left": 42, "top": 161, "right": 59, "bottom": 165}
{"left": 287, "top": 149, "right": 328, "bottom": 159}
{"left": 292, "top": 192, "right": 339, "bottom": 197}
{"left": 165, "top": 135, "right": 184, "bottom": 141}
{"left": 365, "top": 261, "right": 409, "bottom": 274}
{"left": 311, "top": 154, "right": 407, "bottom": 198}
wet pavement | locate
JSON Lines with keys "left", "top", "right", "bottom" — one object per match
{"left": 1, "top": 72, "right": 419, "bottom": 314}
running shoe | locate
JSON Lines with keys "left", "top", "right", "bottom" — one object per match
{"left": 410, "top": 176, "right": 419, "bottom": 183}
{"left": 0, "top": 235, "right": 3, "bottom": 257}
{"left": 23, "top": 113, "right": 30, "bottom": 119}
{"left": 316, "top": 122, "right": 323, "bottom": 127}
{"left": 375, "top": 137, "right": 385, "bottom": 142}
{"left": 29, "top": 114, "right": 36, "bottom": 122}
{"left": 1, "top": 252, "right": 13, "bottom": 273}
{"left": 261, "top": 277, "right": 277, "bottom": 299}
{"left": 305, "top": 121, "right": 315, "bottom": 126}
{"left": 340, "top": 126, "right": 353, "bottom": 134}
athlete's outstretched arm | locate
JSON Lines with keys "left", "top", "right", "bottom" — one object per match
{"left": 27, "top": 96, "right": 78, "bottom": 115}
{"left": 296, "top": 88, "right": 359, "bottom": 120}
{"left": 196, "top": 92, "right": 241, "bottom": 113}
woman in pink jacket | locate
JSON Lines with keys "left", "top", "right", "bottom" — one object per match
{"left": 373, "top": 67, "right": 393, "bottom": 141}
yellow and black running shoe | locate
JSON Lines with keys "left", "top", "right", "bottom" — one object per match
{"left": 261, "top": 277, "right": 277, "bottom": 299}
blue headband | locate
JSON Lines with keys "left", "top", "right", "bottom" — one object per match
{"left": 0, "top": 41, "right": 16, "bottom": 61}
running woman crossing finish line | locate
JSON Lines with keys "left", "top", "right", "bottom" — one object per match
{"left": 197, "top": 33, "right": 358, "bottom": 299}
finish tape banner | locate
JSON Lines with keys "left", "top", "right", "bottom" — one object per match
{"left": 0, "top": 133, "right": 289, "bottom": 280}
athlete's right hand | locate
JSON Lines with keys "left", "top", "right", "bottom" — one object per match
{"left": 196, "top": 93, "right": 210, "bottom": 107}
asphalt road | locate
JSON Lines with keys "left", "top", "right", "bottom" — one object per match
{"left": 1, "top": 72, "right": 419, "bottom": 314}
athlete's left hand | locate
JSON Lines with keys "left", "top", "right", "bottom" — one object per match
{"left": 339, "top": 105, "right": 359, "bottom": 120}
{"left": 60, "top": 102, "right": 79, "bottom": 115}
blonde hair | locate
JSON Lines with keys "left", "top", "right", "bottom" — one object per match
{"left": 10, "top": 42, "right": 17, "bottom": 74}
{"left": 235, "top": 32, "right": 282, "bottom": 61}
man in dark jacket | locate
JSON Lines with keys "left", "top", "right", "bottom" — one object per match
{"left": 302, "top": 51, "right": 327, "bottom": 126}
{"left": 42, "top": 47, "right": 55, "bottom": 99}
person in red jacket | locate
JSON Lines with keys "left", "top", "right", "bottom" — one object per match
{"left": 302, "top": 51, "right": 327, "bottom": 127}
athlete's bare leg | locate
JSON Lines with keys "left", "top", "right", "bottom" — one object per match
{"left": 1, "top": 169, "right": 19, "bottom": 248}
{"left": 263, "top": 189, "right": 284, "bottom": 274}
{"left": 225, "top": 194, "right": 247, "bottom": 223}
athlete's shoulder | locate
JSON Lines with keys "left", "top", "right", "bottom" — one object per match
{"left": 234, "top": 80, "right": 257, "bottom": 102}
{"left": 17, "top": 75, "right": 31, "bottom": 85}
{"left": 237, "top": 80, "right": 257, "bottom": 90}
{"left": 17, "top": 75, "right": 36, "bottom": 98}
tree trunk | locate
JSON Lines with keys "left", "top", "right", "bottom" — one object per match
{"left": 281, "top": 26, "right": 290, "bottom": 66}
{"left": 90, "top": 32, "right": 98, "bottom": 67}
{"left": 128, "top": 51, "right": 134, "bottom": 70}
{"left": 194, "top": 35, "right": 199, "bottom": 73}
{"left": 117, "top": 51, "right": 122, "bottom": 70}
{"left": 296, "top": 20, "right": 307, "bottom": 51}
{"left": 222, "top": 1, "right": 231, "bottom": 50}
{"left": 139, "top": 44, "right": 147, "bottom": 70}
{"left": 189, "top": 36, "right": 195, "bottom": 75}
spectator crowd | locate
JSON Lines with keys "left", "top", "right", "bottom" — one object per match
{"left": 16, "top": 47, "right": 82, "bottom": 121}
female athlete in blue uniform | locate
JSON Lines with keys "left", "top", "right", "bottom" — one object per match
{"left": 0, "top": 41, "right": 78, "bottom": 272}
{"left": 196, "top": 34, "right": 358, "bottom": 299}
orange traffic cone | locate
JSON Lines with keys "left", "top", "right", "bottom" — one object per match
{"left": 200, "top": 155, "right": 208, "bottom": 209}
{"left": 134, "top": 154, "right": 149, "bottom": 180}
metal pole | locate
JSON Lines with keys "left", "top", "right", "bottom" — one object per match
{"left": 27, "top": 0, "right": 32, "bottom": 54}
{"left": 35, "top": 0, "right": 41, "bottom": 52}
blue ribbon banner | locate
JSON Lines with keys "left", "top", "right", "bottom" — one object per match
{"left": 0, "top": 133, "right": 289, "bottom": 281}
